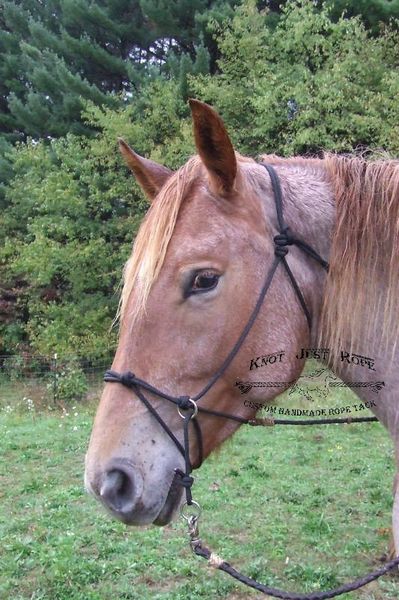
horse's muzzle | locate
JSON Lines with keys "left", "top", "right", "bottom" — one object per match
{"left": 88, "top": 459, "right": 145, "bottom": 524}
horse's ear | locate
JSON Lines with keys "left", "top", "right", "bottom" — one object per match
{"left": 189, "top": 99, "right": 237, "bottom": 196}
{"left": 118, "top": 139, "right": 173, "bottom": 201}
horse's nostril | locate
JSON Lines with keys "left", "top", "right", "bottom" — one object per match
{"left": 100, "top": 466, "right": 136, "bottom": 513}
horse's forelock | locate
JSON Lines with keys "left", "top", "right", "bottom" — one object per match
{"left": 118, "top": 156, "right": 203, "bottom": 327}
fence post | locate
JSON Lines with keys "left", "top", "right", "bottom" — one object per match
{"left": 53, "top": 353, "right": 58, "bottom": 404}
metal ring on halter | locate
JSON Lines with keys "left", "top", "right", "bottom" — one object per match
{"left": 177, "top": 398, "right": 198, "bottom": 419}
{"left": 180, "top": 499, "right": 202, "bottom": 521}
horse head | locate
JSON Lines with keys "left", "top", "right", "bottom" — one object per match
{"left": 84, "top": 100, "right": 329, "bottom": 525}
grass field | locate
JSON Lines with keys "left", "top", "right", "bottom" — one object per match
{"left": 1, "top": 382, "right": 399, "bottom": 599}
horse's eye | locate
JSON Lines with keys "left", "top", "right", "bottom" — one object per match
{"left": 190, "top": 271, "right": 220, "bottom": 294}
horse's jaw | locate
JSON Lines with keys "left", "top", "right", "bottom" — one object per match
{"left": 153, "top": 469, "right": 185, "bottom": 525}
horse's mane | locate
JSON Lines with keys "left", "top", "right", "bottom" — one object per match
{"left": 120, "top": 151, "right": 399, "bottom": 362}
{"left": 321, "top": 153, "right": 399, "bottom": 360}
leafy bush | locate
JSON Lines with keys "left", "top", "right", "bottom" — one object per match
{"left": 53, "top": 363, "right": 88, "bottom": 402}
{"left": 192, "top": 0, "right": 399, "bottom": 155}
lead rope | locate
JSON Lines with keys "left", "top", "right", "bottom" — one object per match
{"left": 103, "top": 164, "right": 393, "bottom": 597}
{"left": 188, "top": 520, "right": 399, "bottom": 600}
{"left": 178, "top": 406, "right": 398, "bottom": 600}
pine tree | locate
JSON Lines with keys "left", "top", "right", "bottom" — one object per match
{"left": 0, "top": 0, "right": 154, "bottom": 140}
{"left": 139, "top": 0, "right": 239, "bottom": 66}
{"left": 0, "top": 0, "right": 240, "bottom": 142}
{"left": 0, "top": 0, "right": 239, "bottom": 190}
{"left": 193, "top": 41, "right": 211, "bottom": 75}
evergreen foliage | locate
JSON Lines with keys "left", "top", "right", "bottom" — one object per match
{"left": 262, "top": 0, "right": 399, "bottom": 32}
{"left": 0, "top": 0, "right": 233, "bottom": 142}
{"left": 0, "top": 79, "right": 192, "bottom": 357}
{"left": 0, "top": 0, "right": 229, "bottom": 202}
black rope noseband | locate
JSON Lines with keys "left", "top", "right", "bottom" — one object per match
{"left": 103, "top": 165, "right": 394, "bottom": 598}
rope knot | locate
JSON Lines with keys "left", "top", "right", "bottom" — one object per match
{"left": 274, "top": 245, "right": 288, "bottom": 257}
{"left": 209, "top": 552, "right": 225, "bottom": 568}
{"left": 119, "top": 371, "right": 136, "bottom": 387}
{"left": 180, "top": 475, "right": 194, "bottom": 488}
{"left": 178, "top": 395, "right": 193, "bottom": 410}
{"left": 274, "top": 228, "right": 294, "bottom": 258}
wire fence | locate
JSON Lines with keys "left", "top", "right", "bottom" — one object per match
{"left": 0, "top": 353, "right": 111, "bottom": 410}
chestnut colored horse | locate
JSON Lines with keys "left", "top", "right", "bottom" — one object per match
{"left": 85, "top": 100, "right": 399, "bottom": 556}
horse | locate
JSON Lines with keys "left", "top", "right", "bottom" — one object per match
{"left": 84, "top": 99, "right": 399, "bottom": 558}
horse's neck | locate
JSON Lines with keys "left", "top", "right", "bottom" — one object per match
{"left": 259, "top": 161, "right": 399, "bottom": 434}
{"left": 332, "top": 336, "right": 399, "bottom": 436}
{"left": 276, "top": 163, "right": 399, "bottom": 433}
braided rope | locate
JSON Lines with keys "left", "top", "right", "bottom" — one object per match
{"left": 191, "top": 538, "right": 399, "bottom": 599}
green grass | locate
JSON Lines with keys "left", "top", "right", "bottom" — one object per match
{"left": 1, "top": 387, "right": 398, "bottom": 599}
